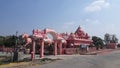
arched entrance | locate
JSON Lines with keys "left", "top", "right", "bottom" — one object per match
{"left": 44, "top": 28, "right": 63, "bottom": 55}
{"left": 31, "top": 28, "right": 63, "bottom": 60}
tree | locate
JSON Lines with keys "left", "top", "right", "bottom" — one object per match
{"left": 0, "top": 35, "right": 25, "bottom": 47}
{"left": 17, "top": 35, "right": 24, "bottom": 45}
{"left": 111, "top": 35, "right": 118, "bottom": 43}
{"left": 0, "top": 36, "right": 5, "bottom": 45}
{"left": 3, "top": 35, "right": 16, "bottom": 47}
{"left": 104, "top": 33, "right": 111, "bottom": 44}
{"left": 92, "top": 36, "right": 104, "bottom": 50}
{"left": 117, "top": 43, "right": 120, "bottom": 47}
{"left": 104, "top": 33, "right": 118, "bottom": 44}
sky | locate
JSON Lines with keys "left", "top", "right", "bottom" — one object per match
{"left": 0, "top": 0, "right": 120, "bottom": 39}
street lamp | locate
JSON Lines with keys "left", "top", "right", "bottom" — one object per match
{"left": 16, "top": 31, "right": 18, "bottom": 46}
{"left": 13, "top": 31, "right": 19, "bottom": 62}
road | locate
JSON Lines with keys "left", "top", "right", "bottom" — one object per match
{"left": 28, "top": 50, "right": 120, "bottom": 68}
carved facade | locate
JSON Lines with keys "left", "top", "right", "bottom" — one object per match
{"left": 66, "top": 26, "right": 92, "bottom": 47}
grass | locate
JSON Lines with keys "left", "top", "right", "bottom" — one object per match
{"left": 0, "top": 56, "right": 61, "bottom": 68}
{"left": 31, "top": 58, "right": 61, "bottom": 65}
{"left": 0, "top": 56, "right": 12, "bottom": 65}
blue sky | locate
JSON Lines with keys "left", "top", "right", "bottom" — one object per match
{"left": 0, "top": 0, "right": 120, "bottom": 39}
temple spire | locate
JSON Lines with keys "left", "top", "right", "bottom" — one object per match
{"left": 75, "top": 25, "right": 82, "bottom": 34}
{"left": 78, "top": 25, "right": 81, "bottom": 28}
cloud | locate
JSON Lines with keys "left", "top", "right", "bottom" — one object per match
{"left": 58, "top": 21, "right": 79, "bottom": 33}
{"left": 85, "top": 19, "right": 100, "bottom": 25}
{"left": 81, "top": 18, "right": 120, "bottom": 40}
{"left": 62, "top": 21, "right": 75, "bottom": 29}
{"left": 84, "top": 0, "right": 110, "bottom": 12}
{"left": 82, "top": 19, "right": 102, "bottom": 35}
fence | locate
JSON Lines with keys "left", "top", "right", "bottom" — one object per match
{"left": 62, "top": 47, "right": 97, "bottom": 55}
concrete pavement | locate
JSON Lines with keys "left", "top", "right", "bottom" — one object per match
{"left": 28, "top": 50, "right": 120, "bottom": 68}
{"left": 1, "top": 48, "right": 120, "bottom": 68}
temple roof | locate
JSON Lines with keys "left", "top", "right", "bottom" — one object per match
{"left": 75, "top": 26, "right": 85, "bottom": 35}
{"left": 67, "top": 26, "right": 90, "bottom": 40}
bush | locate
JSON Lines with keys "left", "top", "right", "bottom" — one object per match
{"left": 117, "top": 44, "right": 120, "bottom": 47}
{"left": 0, "top": 56, "right": 11, "bottom": 65}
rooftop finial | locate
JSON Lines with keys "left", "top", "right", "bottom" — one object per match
{"left": 78, "top": 25, "right": 81, "bottom": 29}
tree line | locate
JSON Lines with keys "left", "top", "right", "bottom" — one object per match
{"left": 0, "top": 35, "right": 24, "bottom": 47}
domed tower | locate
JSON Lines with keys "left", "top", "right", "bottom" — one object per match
{"left": 74, "top": 26, "right": 90, "bottom": 39}
{"left": 67, "top": 26, "right": 92, "bottom": 48}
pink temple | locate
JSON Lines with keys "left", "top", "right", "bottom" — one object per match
{"left": 66, "top": 26, "right": 92, "bottom": 47}
{"left": 22, "top": 26, "right": 93, "bottom": 60}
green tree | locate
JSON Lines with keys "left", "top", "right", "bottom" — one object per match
{"left": 17, "top": 35, "right": 24, "bottom": 45}
{"left": 117, "top": 43, "right": 120, "bottom": 47}
{"left": 92, "top": 36, "right": 104, "bottom": 50}
{"left": 0, "top": 35, "right": 25, "bottom": 47}
{"left": 0, "top": 36, "right": 5, "bottom": 45}
{"left": 4, "top": 35, "right": 16, "bottom": 47}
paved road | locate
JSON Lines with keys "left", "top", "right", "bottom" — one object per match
{"left": 28, "top": 50, "right": 120, "bottom": 68}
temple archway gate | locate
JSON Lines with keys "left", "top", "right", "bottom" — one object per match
{"left": 32, "top": 28, "right": 64, "bottom": 59}
{"left": 44, "top": 28, "right": 63, "bottom": 55}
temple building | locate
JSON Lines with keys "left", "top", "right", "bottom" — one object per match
{"left": 63, "top": 26, "right": 93, "bottom": 48}
{"left": 22, "top": 26, "right": 93, "bottom": 60}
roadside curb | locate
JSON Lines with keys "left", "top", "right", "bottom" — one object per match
{"left": 81, "top": 48, "right": 120, "bottom": 55}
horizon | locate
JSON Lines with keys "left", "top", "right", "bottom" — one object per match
{"left": 0, "top": 0, "right": 120, "bottom": 40}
